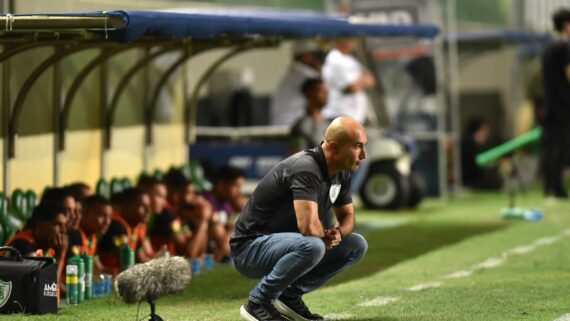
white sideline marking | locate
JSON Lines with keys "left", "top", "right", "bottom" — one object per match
{"left": 358, "top": 296, "right": 400, "bottom": 307}
{"left": 475, "top": 257, "right": 505, "bottom": 269}
{"left": 508, "top": 245, "right": 537, "bottom": 255}
{"left": 444, "top": 270, "right": 473, "bottom": 279}
{"left": 534, "top": 236, "right": 562, "bottom": 246}
{"left": 407, "top": 282, "right": 441, "bottom": 292}
{"left": 324, "top": 312, "right": 352, "bottom": 320}
{"left": 359, "top": 219, "right": 408, "bottom": 230}
{"left": 553, "top": 313, "right": 570, "bottom": 321}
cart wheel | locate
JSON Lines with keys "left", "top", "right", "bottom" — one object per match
{"left": 359, "top": 161, "right": 410, "bottom": 210}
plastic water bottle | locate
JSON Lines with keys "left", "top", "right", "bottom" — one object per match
{"left": 66, "top": 265, "right": 78, "bottom": 305}
{"left": 500, "top": 207, "right": 543, "bottom": 221}
{"left": 204, "top": 254, "right": 215, "bottom": 270}
{"left": 523, "top": 210, "right": 543, "bottom": 221}
{"left": 82, "top": 254, "right": 93, "bottom": 300}
{"left": 68, "top": 256, "right": 85, "bottom": 303}
{"left": 189, "top": 258, "right": 201, "bottom": 275}
{"left": 92, "top": 274, "right": 102, "bottom": 298}
{"left": 103, "top": 274, "right": 113, "bottom": 295}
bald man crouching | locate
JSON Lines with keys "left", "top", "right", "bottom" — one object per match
{"left": 230, "top": 117, "right": 368, "bottom": 321}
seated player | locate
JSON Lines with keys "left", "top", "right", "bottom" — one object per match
{"left": 6, "top": 201, "right": 68, "bottom": 297}
{"left": 178, "top": 202, "right": 209, "bottom": 260}
{"left": 202, "top": 165, "right": 246, "bottom": 262}
{"left": 163, "top": 169, "right": 212, "bottom": 259}
{"left": 97, "top": 188, "right": 160, "bottom": 275}
{"left": 138, "top": 175, "right": 184, "bottom": 255}
{"left": 41, "top": 187, "right": 83, "bottom": 258}
{"left": 41, "top": 187, "right": 79, "bottom": 231}
{"left": 79, "top": 195, "right": 113, "bottom": 273}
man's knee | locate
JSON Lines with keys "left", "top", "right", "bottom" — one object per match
{"left": 344, "top": 233, "right": 368, "bottom": 261}
{"left": 298, "top": 236, "right": 326, "bottom": 263}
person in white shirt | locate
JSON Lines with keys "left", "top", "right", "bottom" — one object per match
{"left": 270, "top": 40, "right": 323, "bottom": 125}
{"left": 322, "top": 38, "right": 375, "bottom": 124}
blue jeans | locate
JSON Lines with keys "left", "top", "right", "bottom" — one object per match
{"left": 231, "top": 232, "right": 368, "bottom": 304}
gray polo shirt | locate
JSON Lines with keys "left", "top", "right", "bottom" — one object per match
{"left": 230, "top": 145, "right": 352, "bottom": 254}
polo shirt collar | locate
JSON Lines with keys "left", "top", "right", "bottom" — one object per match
{"left": 315, "top": 143, "right": 330, "bottom": 180}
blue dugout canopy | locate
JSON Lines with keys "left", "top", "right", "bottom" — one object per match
{"left": 445, "top": 30, "right": 551, "bottom": 58}
{"left": 446, "top": 30, "right": 551, "bottom": 44}
{"left": 0, "top": 8, "right": 441, "bottom": 191}
{"left": 1, "top": 9, "right": 439, "bottom": 43}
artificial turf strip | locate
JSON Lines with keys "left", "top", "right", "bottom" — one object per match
{"left": 1, "top": 191, "right": 569, "bottom": 321}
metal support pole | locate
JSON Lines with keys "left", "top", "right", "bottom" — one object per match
{"left": 142, "top": 49, "right": 151, "bottom": 173}
{"left": 100, "top": 62, "right": 108, "bottom": 180}
{"left": 2, "top": 49, "right": 10, "bottom": 194}
{"left": 52, "top": 49, "right": 62, "bottom": 186}
{"left": 434, "top": 38, "right": 449, "bottom": 200}
{"left": 181, "top": 61, "right": 189, "bottom": 165}
{"left": 446, "top": 0, "right": 462, "bottom": 194}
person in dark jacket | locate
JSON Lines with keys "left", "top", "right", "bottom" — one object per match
{"left": 541, "top": 8, "right": 570, "bottom": 198}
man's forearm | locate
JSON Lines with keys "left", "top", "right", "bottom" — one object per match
{"left": 337, "top": 216, "right": 354, "bottom": 237}
{"left": 294, "top": 200, "right": 325, "bottom": 238}
{"left": 301, "top": 219, "right": 325, "bottom": 238}
{"left": 335, "top": 205, "right": 355, "bottom": 237}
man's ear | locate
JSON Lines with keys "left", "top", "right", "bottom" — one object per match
{"left": 329, "top": 140, "right": 338, "bottom": 153}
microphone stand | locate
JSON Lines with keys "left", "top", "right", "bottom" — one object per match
{"left": 147, "top": 298, "right": 164, "bottom": 321}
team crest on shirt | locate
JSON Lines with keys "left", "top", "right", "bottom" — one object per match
{"left": 329, "top": 184, "right": 341, "bottom": 203}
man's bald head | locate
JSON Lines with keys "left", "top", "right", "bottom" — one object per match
{"left": 324, "top": 117, "right": 365, "bottom": 145}
{"left": 322, "top": 117, "right": 367, "bottom": 174}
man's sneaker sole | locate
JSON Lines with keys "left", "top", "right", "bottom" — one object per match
{"left": 274, "top": 299, "right": 314, "bottom": 321}
{"left": 240, "top": 305, "right": 260, "bottom": 321}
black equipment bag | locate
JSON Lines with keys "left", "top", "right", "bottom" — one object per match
{"left": 0, "top": 246, "right": 58, "bottom": 314}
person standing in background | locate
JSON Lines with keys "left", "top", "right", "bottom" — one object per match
{"left": 541, "top": 8, "right": 570, "bottom": 199}
{"left": 322, "top": 38, "right": 375, "bottom": 124}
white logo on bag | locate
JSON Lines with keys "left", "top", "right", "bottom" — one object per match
{"left": 0, "top": 279, "right": 12, "bottom": 308}
{"left": 43, "top": 282, "right": 57, "bottom": 297}
{"left": 329, "top": 184, "right": 341, "bottom": 203}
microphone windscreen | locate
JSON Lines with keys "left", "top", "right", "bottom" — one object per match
{"left": 116, "top": 256, "right": 192, "bottom": 303}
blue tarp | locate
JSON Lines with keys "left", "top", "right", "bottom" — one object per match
{"left": 15, "top": 10, "right": 439, "bottom": 43}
